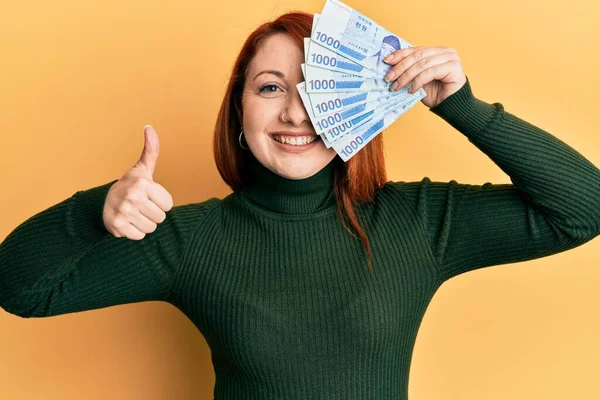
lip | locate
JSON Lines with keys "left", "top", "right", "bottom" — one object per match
{"left": 271, "top": 131, "right": 317, "bottom": 137}
{"left": 269, "top": 132, "right": 320, "bottom": 153}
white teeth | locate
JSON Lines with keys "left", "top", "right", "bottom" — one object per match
{"left": 272, "top": 135, "right": 317, "bottom": 146}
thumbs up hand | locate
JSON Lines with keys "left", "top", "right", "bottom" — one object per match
{"left": 103, "top": 125, "right": 174, "bottom": 240}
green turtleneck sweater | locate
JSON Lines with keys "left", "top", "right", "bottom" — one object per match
{"left": 1, "top": 78, "right": 599, "bottom": 399}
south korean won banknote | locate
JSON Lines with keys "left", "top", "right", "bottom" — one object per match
{"left": 300, "top": 44, "right": 411, "bottom": 146}
{"left": 332, "top": 89, "right": 427, "bottom": 161}
{"left": 298, "top": 80, "right": 413, "bottom": 144}
{"left": 302, "top": 63, "right": 391, "bottom": 93}
{"left": 312, "top": 0, "right": 427, "bottom": 98}
{"left": 298, "top": 76, "right": 403, "bottom": 119}
{"left": 303, "top": 36, "right": 404, "bottom": 119}
{"left": 304, "top": 15, "right": 383, "bottom": 79}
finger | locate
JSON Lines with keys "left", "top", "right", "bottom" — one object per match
{"left": 383, "top": 45, "right": 418, "bottom": 65}
{"left": 136, "top": 125, "right": 160, "bottom": 177}
{"left": 146, "top": 181, "right": 174, "bottom": 212}
{"left": 138, "top": 197, "right": 168, "bottom": 224}
{"left": 390, "top": 52, "right": 457, "bottom": 91}
{"left": 129, "top": 208, "right": 158, "bottom": 234}
{"left": 405, "top": 60, "right": 457, "bottom": 94}
{"left": 384, "top": 46, "right": 452, "bottom": 83}
{"left": 119, "top": 222, "right": 147, "bottom": 241}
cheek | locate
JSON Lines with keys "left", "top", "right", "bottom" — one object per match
{"left": 242, "top": 98, "right": 281, "bottom": 135}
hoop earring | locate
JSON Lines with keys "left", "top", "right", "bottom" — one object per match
{"left": 238, "top": 128, "right": 249, "bottom": 150}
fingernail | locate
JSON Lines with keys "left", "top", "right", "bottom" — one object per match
{"left": 390, "top": 82, "right": 399, "bottom": 91}
{"left": 384, "top": 54, "right": 394, "bottom": 63}
{"left": 385, "top": 71, "right": 396, "bottom": 82}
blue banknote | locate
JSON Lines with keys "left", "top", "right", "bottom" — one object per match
{"left": 312, "top": 0, "right": 414, "bottom": 77}
{"left": 332, "top": 91, "right": 426, "bottom": 161}
{"left": 298, "top": 81, "right": 413, "bottom": 143}
{"left": 302, "top": 63, "right": 391, "bottom": 92}
{"left": 305, "top": 15, "right": 382, "bottom": 78}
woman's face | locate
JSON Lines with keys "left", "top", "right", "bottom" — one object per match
{"left": 241, "top": 33, "right": 336, "bottom": 180}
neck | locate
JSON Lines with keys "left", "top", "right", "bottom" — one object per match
{"left": 239, "top": 156, "right": 337, "bottom": 215}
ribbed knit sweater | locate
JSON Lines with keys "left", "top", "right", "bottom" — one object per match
{"left": 1, "top": 78, "right": 600, "bottom": 400}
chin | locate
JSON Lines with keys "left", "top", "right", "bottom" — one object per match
{"left": 268, "top": 156, "right": 328, "bottom": 180}
{"left": 274, "top": 163, "right": 319, "bottom": 180}
{"left": 249, "top": 139, "right": 336, "bottom": 180}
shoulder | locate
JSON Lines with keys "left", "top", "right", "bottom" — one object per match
{"left": 170, "top": 196, "right": 223, "bottom": 216}
{"left": 378, "top": 177, "right": 436, "bottom": 202}
{"left": 154, "top": 197, "right": 227, "bottom": 255}
{"left": 177, "top": 196, "right": 223, "bottom": 210}
{"left": 374, "top": 177, "right": 462, "bottom": 213}
{"left": 166, "top": 197, "right": 224, "bottom": 232}
{"left": 380, "top": 177, "right": 467, "bottom": 197}
{"left": 377, "top": 177, "right": 510, "bottom": 215}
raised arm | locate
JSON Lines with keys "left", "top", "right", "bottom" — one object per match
{"left": 0, "top": 180, "right": 216, "bottom": 318}
{"left": 387, "top": 78, "right": 600, "bottom": 282}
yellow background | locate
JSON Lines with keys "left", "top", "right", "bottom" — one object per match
{"left": 1, "top": 0, "right": 599, "bottom": 398}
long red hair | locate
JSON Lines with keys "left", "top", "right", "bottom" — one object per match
{"left": 213, "top": 11, "right": 387, "bottom": 272}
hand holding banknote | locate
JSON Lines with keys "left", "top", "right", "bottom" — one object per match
{"left": 383, "top": 46, "right": 467, "bottom": 109}
{"left": 298, "top": 0, "right": 469, "bottom": 160}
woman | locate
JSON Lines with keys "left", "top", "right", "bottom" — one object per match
{"left": 1, "top": 11, "right": 599, "bottom": 400}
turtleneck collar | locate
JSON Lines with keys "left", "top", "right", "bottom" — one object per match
{"left": 238, "top": 156, "right": 337, "bottom": 215}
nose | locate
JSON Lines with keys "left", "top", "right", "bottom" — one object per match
{"left": 283, "top": 88, "right": 311, "bottom": 126}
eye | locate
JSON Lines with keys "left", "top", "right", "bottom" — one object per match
{"left": 259, "top": 84, "right": 283, "bottom": 94}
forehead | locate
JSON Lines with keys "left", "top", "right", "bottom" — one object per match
{"left": 247, "top": 33, "right": 303, "bottom": 75}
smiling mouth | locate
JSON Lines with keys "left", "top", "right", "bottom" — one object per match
{"left": 270, "top": 134, "right": 319, "bottom": 146}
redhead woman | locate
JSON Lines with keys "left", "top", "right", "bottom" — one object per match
{"left": 1, "top": 11, "right": 599, "bottom": 400}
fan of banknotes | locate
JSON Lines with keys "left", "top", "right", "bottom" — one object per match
{"left": 298, "top": 0, "right": 427, "bottom": 161}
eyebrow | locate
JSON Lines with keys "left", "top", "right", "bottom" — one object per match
{"left": 253, "top": 70, "right": 285, "bottom": 81}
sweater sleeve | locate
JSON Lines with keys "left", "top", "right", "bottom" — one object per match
{"left": 387, "top": 77, "right": 600, "bottom": 282}
{"left": 0, "top": 180, "right": 213, "bottom": 318}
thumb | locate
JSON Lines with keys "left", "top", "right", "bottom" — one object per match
{"left": 136, "top": 125, "right": 160, "bottom": 177}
